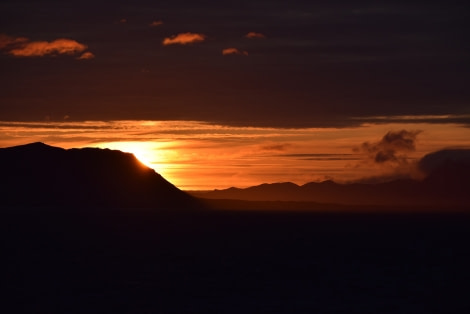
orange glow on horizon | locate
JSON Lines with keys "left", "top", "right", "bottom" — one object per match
{"left": 1, "top": 119, "right": 470, "bottom": 190}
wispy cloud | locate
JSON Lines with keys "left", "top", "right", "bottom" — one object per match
{"left": 280, "top": 153, "right": 359, "bottom": 161}
{"left": 222, "top": 48, "right": 248, "bottom": 56}
{"left": 245, "top": 32, "right": 266, "bottom": 39}
{"left": 162, "top": 32, "right": 206, "bottom": 45}
{"left": 149, "top": 20, "right": 163, "bottom": 27}
{"left": 352, "top": 114, "right": 470, "bottom": 125}
{"left": 1, "top": 34, "right": 91, "bottom": 58}
{"left": 260, "top": 143, "right": 292, "bottom": 151}
{"left": 0, "top": 34, "right": 28, "bottom": 49}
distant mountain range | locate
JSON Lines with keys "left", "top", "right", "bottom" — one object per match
{"left": 0, "top": 142, "right": 198, "bottom": 209}
{"left": 191, "top": 149, "right": 470, "bottom": 208}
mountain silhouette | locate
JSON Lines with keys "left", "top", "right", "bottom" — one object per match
{"left": 3, "top": 144, "right": 470, "bottom": 314}
{"left": 0, "top": 142, "right": 199, "bottom": 209}
{"left": 192, "top": 149, "right": 470, "bottom": 208}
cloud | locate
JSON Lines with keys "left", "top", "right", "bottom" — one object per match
{"left": 416, "top": 149, "right": 470, "bottom": 202}
{"left": 119, "top": 18, "right": 127, "bottom": 23}
{"left": 260, "top": 143, "right": 291, "bottom": 151}
{"left": 0, "top": 34, "right": 92, "bottom": 59}
{"left": 222, "top": 48, "right": 248, "bottom": 56}
{"left": 351, "top": 114, "right": 470, "bottom": 126}
{"left": 76, "top": 51, "right": 95, "bottom": 60}
{"left": 355, "top": 130, "right": 421, "bottom": 165}
{"left": 149, "top": 20, "right": 163, "bottom": 27}
{"left": 245, "top": 32, "right": 266, "bottom": 39}
{"left": 418, "top": 149, "right": 470, "bottom": 176}
{"left": 8, "top": 38, "right": 88, "bottom": 57}
{"left": 0, "top": 34, "right": 28, "bottom": 49}
{"left": 280, "top": 153, "right": 358, "bottom": 161}
{"left": 162, "top": 33, "right": 206, "bottom": 45}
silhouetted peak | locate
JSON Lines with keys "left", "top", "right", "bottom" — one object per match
{"left": 222, "top": 187, "right": 241, "bottom": 192}
{"left": 254, "top": 182, "right": 299, "bottom": 189}
{"left": 302, "top": 180, "right": 338, "bottom": 188}
{"left": 2, "top": 142, "right": 65, "bottom": 153}
{"left": 0, "top": 142, "right": 199, "bottom": 209}
{"left": 16, "top": 141, "right": 49, "bottom": 148}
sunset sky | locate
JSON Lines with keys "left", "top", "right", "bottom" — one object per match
{"left": 1, "top": 1, "right": 469, "bottom": 190}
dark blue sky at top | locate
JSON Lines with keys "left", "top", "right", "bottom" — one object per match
{"left": 1, "top": 0, "right": 469, "bottom": 127}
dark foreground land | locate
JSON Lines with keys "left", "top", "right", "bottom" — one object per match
{"left": 2, "top": 207, "right": 470, "bottom": 313}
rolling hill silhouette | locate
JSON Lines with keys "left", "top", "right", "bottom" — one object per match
{"left": 192, "top": 149, "right": 470, "bottom": 209}
{"left": 0, "top": 142, "right": 198, "bottom": 209}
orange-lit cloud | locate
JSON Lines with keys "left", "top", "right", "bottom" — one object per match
{"left": 8, "top": 38, "right": 87, "bottom": 57}
{"left": 162, "top": 32, "right": 206, "bottom": 45}
{"left": 0, "top": 34, "right": 28, "bottom": 49}
{"left": 76, "top": 51, "right": 95, "bottom": 60}
{"left": 245, "top": 32, "right": 266, "bottom": 39}
{"left": 0, "top": 34, "right": 93, "bottom": 59}
{"left": 149, "top": 20, "right": 163, "bottom": 27}
{"left": 222, "top": 48, "right": 248, "bottom": 56}
{"left": 120, "top": 18, "right": 127, "bottom": 23}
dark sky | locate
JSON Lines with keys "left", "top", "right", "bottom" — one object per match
{"left": 1, "top": 0, "right": 469, "bottom": 127}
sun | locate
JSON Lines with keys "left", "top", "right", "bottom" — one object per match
{"left": 90, "top": 141, "right": 161, "bottom": 171}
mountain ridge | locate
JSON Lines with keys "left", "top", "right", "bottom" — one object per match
{"left": 191, "top": 149, "right": 470, "bottom": 208}
{"left": 0, "top": 142, "right": 199, "bottom": 209}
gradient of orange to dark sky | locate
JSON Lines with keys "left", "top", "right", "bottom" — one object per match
{"left": 1, "top": 1, "right": 469, "bottom": 190}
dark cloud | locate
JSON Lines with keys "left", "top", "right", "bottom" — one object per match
{"left": 355, "top": 130, "right": 421, "bottom": 165}
{"left": 417, "top": 149, "right": 470, "bottom": 203}
{"left": 353, "top": 132, "right": 470, "bottom": 185}
{"left": 418, "top": 149, "right": 470, "bottom": 176}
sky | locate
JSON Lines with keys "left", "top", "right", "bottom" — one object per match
{"left": 1, "top": 1, "right": 470, "bottom": 189}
